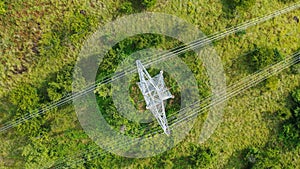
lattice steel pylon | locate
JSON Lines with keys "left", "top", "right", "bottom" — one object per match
{"left": 136, "top": 60, "right": 174, "bottom": 135}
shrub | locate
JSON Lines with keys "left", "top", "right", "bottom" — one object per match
{"left": 252, "top": 148, "right": 281, "bottom": 169}
{"left": 0, "top": 0, "right": 6, "bottom": 15}
{"left": 244, "top": 147, "right": 260, "bottom": 164}
{"left": 291, "top": 63, "right": 300, "bottom": 74}
{"left": 279, "top": 0, "right": 296, "bottom": 3}
{"left": 188, "top": 144, "right": 214, "bottom": 168}
{"left": 276, "top": 108, "right": 292, "bottom": 121}
{"left": 120, "top": 2, "right": 133, "bottom": 14}
{"left": 141, "top": 0, "right": 157, "bottom": 8}
{"left": 279, "top": 89, "right": 300, "bottom": 147}
{"left": 264, "top": 76, "right": 279, "bottom": 91}
{"left": 47, "top": 64, "right": 74, "bottom": 101}
{"left": 243, "top": 147, "right": 283, "bottom": 168}
{"left": 279, "top": 123, "right": 300, "bottom": 147}
{"left": 293, "top": 107, "right": 300, "bottom": 119}
{"left": 292, "top": 89, "right": 300, "bottom": 104}
{"left": 249, "top": 46, "right": 284, "bottom": 72}
{"left": 277, "top": 88, "right": 300, "bottom": 148}
{"left": 235, "top": 30, "right": 247, "bottom": 36}
{"left": 8, "top": 84, "right": 45, "bottom": 136}
{"left": 225, "top": 0, "right": 256, "bottom": 11}
{"left": 292, "top": 107, "right": 300, "bottom": 130}
{"left": 126, "top": 0, "right": 156, "bottom": 10}
{"left": 9, "top": 84, "right": 40, "bottom": 112}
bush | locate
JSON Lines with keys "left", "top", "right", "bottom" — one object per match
{"left": 242, "top": 147, "right": 281, "bottom": 169}
{"left": 8, "top": 84, "right": 47, "bottom": 136}
{"left": 47, "top": 64, "right": 74, "bottom": 101}
{"left": 264, "top": 76, "right": 279, "bottom": 91}
{"left": 141, "top": 0, "right": 157, "bottom": 8}
{"left": 279, "top": 123, "right": 300, "bottom": 147}
{"left": 276, "top": 108, "right": 292, "bottom": 121}
{"left": 120, "top": 2, "right": 133, "bottom": 14}
{"left": 249, "top": 46, "right": 284, "bottom": 72}
{"left": 0, "top": 0, "right": 6, "bottom": 15}
{"left": 277, "top": 88, "right": 300, "bottom": 148}
{"left": 279, "top": 0, "right": 296, "bottom": 3}
{"left": 188, "top": 144, "right": 214, "bottom": 168}
{"left": 125, "top": 0, "right": 156, "bottom": 11}
{"left": 225, "top": 0, "right": 256, "bottom": 11}
{"left": 293, "top": 107, "right": 300, "bottom": 119}
{"left": 0, "top": 1, "right": 6, "bottom": 15}
{"left": 244, "top": 147, "right": 260, "bottom": 165}
{"left": 290, "top": 63, "right": 300, "bottom": 74}
{"left": 9, "top": 84, "right": 40, "bottom": 112}
{"left": 252, "top": 148, "right": 281, "bottom": 169}
{"left": 292, "top": 89, "right": 300, "bottom": 104}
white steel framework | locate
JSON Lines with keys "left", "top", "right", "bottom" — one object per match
{"left": 136, "top": 60, "right": 174, "bottom": 135}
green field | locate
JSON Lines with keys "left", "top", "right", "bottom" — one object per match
{"left": 0, "top": 0, "right": 300, "bottom": 168}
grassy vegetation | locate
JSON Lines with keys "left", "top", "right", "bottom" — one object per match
{"left": 0, "top": 0, "right": 300, "bottom": 168}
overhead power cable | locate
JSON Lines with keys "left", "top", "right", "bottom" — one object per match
{"left": 1, "top": 2, "right": 299, "bottom": 133}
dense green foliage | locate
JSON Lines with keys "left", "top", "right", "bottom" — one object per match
{"left": 8, "top": 84, "right": 45, "bottom": 137}
{"left": 279, "top": 0, "right": 296, "bottom": 3}
{"left": 188, "top": 144, "right": 215, "bottom": 168}
{"left": 46, "top": 64, "right": 74, "bottom": 102}
{"left": 249, "top": 46, "right": 284, "bottom": 72}
{"left": 140, "top": 0, "right": 157, "bottom": 8}
{"left": 291, "top": 63, "right": 300, "bottom": 74}
{"left": 94, "top": 34, "right": 194, "bottom": 136}
{"left": 9, "top": 84, "right": 40, "bottom": 113}
{"left": 240, "top": 87, "right": 300, "bottom": 168}
{"left": 278, "top": 88, "right": 300, "bottom": 147}
{"left": 0, "top": 0, "right": 299, "bottom": 168}
{"left": 96, "top": 33, "right": 166, "bottom": 80}
{"left": 277, "top": 107, "right": 292, "bottom": 121}
{"left": 6, "top": 64, "right": 75, "bottom": 138}
{"left": 119, "top": 0, "right": 156, "bottom": 14}
{"left": 292, "top": 89, "right": 300, "bottom": 103}
{"left": 243, "top": 146, "right": 282, "bottom": 168}
{"left": 119, "top": 2, "right": 134, "bottom": 14}
{"left": 226, "top": 0, "right": 256, "bottom": 10}
{"left": 245, "top": 46, "right": 284, "bottom": 91}
{"left": 0, "top": 0, "right": 6, "bottom": 15}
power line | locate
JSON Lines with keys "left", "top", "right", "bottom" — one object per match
{"left": 1, "top": 1, "right": 299, "bottom": 133}
{"left": 50, "top": 51, "right": 300, "bottom": 169}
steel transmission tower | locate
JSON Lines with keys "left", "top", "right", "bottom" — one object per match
{"left": 136, "top": 60, "right": 174, "bottom": 135}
